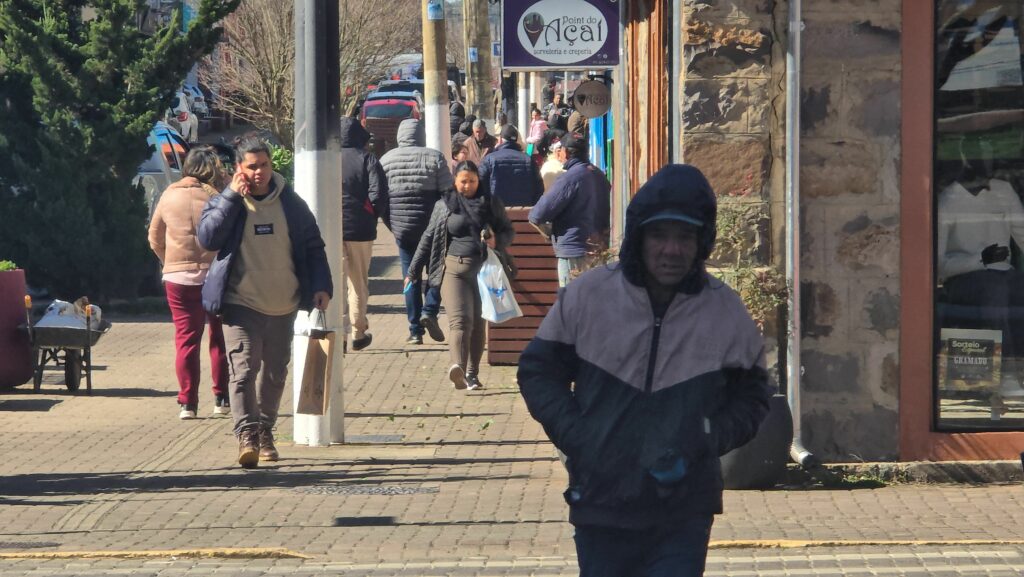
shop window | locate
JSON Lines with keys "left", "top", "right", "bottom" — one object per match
{"left": 934, "top": 1, "right": 1024, "bottom": 430}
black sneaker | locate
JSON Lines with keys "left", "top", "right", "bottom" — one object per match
{"left": 406, "top": 334, "right": 423, "bottom": 345}
{"left": 420, "top": 315, "right": 445, "bottom": 342}
{"left": 352, "top": 333, "right": 373, "bottom": 351}
{"left": 213, "top": 395, "right": 230, "bottom": 415}
{"left": 179, "top": 403, "right": 197, "bottom": 420}
{"left": 466, "top": 374, "right": 484, "bottom": 391}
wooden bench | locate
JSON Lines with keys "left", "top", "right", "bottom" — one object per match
{"left": 487, "top": 208, "right": 559, "bottom": 366}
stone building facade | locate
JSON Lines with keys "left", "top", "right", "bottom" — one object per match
{"left": 616, "top": 0, "right": 1024, "bottom": 461}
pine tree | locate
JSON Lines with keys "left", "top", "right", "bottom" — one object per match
{"left": 0, "top": 0, "right": 239, "bottom": 300}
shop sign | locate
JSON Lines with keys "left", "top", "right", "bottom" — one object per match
{"left": 938, "top": 328, "right": 1001, "bottom": 392}
{"left": 502, "top": 0, "right": 619, "bottom": 70}
{"left": 572, "top": 80, "right": 611, "bottom": 118}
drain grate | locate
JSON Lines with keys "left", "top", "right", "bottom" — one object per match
{"left": 346, "top": 434, "right": 405, "bottom": 444}
{"left": 295, "top": 484, "right": 438, "bottom": 496}
{"left": 0, "top": 541, "right": 60, "bottom": 550}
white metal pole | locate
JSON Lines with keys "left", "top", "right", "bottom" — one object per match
{"left": 517, "top": 71, "right": 529, "bottom": 131}
{"left": 785, "top": 0, "right": 815, "bottom": 467}
{"left": 293, "top": 0, "right": 345, "bottom": 446}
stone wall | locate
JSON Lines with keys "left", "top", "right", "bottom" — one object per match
{"left": 681, "top": 0, "right": 902, "bottom": 461}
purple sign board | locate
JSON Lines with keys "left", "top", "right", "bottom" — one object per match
{"left": 502, "top": 0, "right": 619, "bottom": 70}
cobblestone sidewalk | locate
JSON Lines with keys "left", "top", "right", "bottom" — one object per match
{"left": 0, "top": 229, "right": 1022, "bottom": 575}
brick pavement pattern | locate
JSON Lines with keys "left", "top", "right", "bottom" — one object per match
{"left": 1, "top": 227, "right": 1024, "bottom": 575}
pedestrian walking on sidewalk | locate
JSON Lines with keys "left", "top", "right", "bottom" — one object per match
{"left": 518, "top": 164, "right": 773, "bottom": 576}
{"left": 472, "top": 119, "right": 498, "bottom": 158}
{"left": 148, "top": 146, "right": 230, "bottom": 420}
{"left": 380, "top": 119, "right": 453, "bottom": 345}
{"left": 340, "top": 117, "right": 389, "bottom": 351}
{"left": 529, "top": 132, "right": 611, "bottom": 287}
{"left": 198, "top": 136, "right": 333, "bottom": 469}
{"left": 406, "top": 161, "right": 514, "bottom": 391}
{"left": 478, "top": 126, "right": 544, "bottom": 207}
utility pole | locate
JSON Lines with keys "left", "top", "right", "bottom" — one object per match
{"left": 292, "top": 0, "right": 345, "bottom": 446}
{"left": 462, "top": 0, "right": 492, "bottom": 120}
{"left": 422, "top": 0, "right": 452, "bottom": 160}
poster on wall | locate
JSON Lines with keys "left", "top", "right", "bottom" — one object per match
{"left": 502, "top": 0, "right": 619, "bottom": 70}
{"left": 938, "top": 328, "right": 1002, "bottom": 392}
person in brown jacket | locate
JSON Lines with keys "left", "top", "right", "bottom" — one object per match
{"left": 148, "top": 146, "right": 230, "bottom": 420}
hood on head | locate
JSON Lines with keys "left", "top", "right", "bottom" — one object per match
{"left": 340, "top": 116, "right": 371, "bottom": 148}
{"left": 619, "top": 164, "right": 718, "bottom": 292}
{"left": 397, "top": 119, "right": 424, "bottom": 147}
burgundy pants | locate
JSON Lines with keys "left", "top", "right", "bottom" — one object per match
{"left": 165, "top": 281, "right": 228, "bottom": 407}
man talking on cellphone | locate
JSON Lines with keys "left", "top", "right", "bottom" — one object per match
{"left": 199, "top": 136, "right": 333, "bottom": 468}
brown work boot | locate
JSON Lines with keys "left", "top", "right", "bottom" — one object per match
{"left": 237, "top": 428, "right": 259, "bottom": 469}
{"left": 258, "top": 427, "right": 279, "bottom": 462}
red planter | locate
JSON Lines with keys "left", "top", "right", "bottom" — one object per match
{"left": 0, "top": 270, "right": 32, "bottom": 388}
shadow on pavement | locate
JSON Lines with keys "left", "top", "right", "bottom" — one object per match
{"left": 84, "top": 388, "right": 177, "bottom": 398}
{"left": 334, "top": 516, "right": 564, "bottom": 527}
{"left": 0, "top": 399, "right": 62, "bottom": 412}
{"left": 345, "top": 412, "right": 509, "bottom": 418}
{"left": 368, "top": 255, "right": 400, "bottom": 277}
{"left": 369, "top": 278, "right": 404, "bottom": 294}
{"left": 0, "top": 467, "right": 534, "bottom": 497}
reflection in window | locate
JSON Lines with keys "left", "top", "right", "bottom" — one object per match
{"left": 934, "top": 1, "right": 1024, "bottom": 430}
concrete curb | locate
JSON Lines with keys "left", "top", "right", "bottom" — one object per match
{"left": 0, "top": 548, "right": 310, "bottom": 560}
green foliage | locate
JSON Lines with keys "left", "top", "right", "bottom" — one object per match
{"left": 0, "top": 260, "right": 17, "bottom": 271}
{"left": 710, "top": 201, "right": 790, "bottom": 331}
{"left": 270, "top": 144, "right": 294, "bottom": 182}
{"left": 0, "top": 0, "right": 240, "bottom": 300}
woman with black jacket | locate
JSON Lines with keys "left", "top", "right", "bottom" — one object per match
{"left": 405, "top": 161, "right": 515, "bottom": 390}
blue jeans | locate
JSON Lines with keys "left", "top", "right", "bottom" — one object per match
{"left": 574, "top": 515, "right": 714, "bottom": 577}
{"left": 397, "top": 239, "right": 441, "bottom": 336}
{"left": 558, "top": 256, "right": 590, "bottom": 288}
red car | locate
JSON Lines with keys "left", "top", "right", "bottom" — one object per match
{"left": 361, "top": 98, "right": 420, "bottom": 158}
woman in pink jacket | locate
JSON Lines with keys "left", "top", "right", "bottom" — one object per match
{"left": 148, "top": 146, "right": 230, "bottom": 420}
{"left": 526, "top": 108, "right": 548, "bottom": 147}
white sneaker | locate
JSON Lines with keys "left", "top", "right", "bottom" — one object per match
{"left": 212, "top": 395, "right": 231, "bottom": 415}
{"left": 448, "top": 364, "right": 468, "bottom": 390}
{"left": 179, "top": 404, "right": 197, "bottom": 420}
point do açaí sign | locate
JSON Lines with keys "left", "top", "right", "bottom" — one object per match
{"left": 502, "top": 0, "right": 619, "bottom": 70}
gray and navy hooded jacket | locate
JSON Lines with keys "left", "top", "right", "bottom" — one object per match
{"left": 517, "top": 164, "right": 773, "bottom": 529}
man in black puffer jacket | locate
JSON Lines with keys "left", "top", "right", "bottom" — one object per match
{"left": 340, "top": 117, "right": 388, "bottom": 351}
{"left": 380, "top": 119, "right": 453, "bottom": 345}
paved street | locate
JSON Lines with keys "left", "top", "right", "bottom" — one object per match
{"left": 1, "top": 230, "right": 1023, "bottom": 576}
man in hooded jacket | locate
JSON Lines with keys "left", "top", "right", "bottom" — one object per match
{"left": 380, "top": 119, "right": 453, "bottom": 344}
{"left": 340, "top": 117, "right": 389, "bottom": 351}
{"left": 517, "top": 164, "right": 773, "bottom": 576}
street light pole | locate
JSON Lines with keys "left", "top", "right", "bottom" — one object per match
{"left": 292, "top": 0, "right": 345, "bottom": 446}
{"left": 422, "top": 0, "right": 452, "bottom": 160}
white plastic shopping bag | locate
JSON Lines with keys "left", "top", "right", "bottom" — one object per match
{"left": 477, "top": 247, "right": 523, "bottom": 324}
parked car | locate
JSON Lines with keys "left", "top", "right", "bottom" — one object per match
{"left": 360, "top": 98, "right": 421, "bottom": 158}
{"left": 376, "top": 78, "right": 463, "bottom": 106}
{"left": 182, "top": 84, "right": 209, "bottom": 117}
{"left": 364, "top": 90, "right": 424, "bottom": 109}
{"left": 164, "top": 90, "right": 199, "bottom": 143}
{"left": 133, "top": 121, "right": 190, "bottom": 221}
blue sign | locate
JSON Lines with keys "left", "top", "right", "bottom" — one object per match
{"left": 426, "top": 0, "right": 444, "bottom": 21}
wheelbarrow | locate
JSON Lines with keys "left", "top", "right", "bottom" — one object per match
{"left": 21, "top": 296, "right": 112, "bottom": 393}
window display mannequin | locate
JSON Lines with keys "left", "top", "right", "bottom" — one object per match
{"left": 938, "top": 155, "right": 1024, "bottom": 399}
